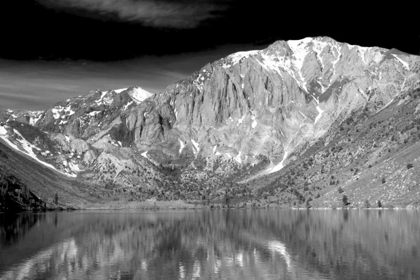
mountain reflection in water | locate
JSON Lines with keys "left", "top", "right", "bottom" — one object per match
{"left": 0, "top": 210, "right": 419, "bottom": 280}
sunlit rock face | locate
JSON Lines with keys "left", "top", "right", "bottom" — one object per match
{"left": 1, "top": 37, "right": 420, "bottom": 191}
{"left": 131, "top": 37, "right": 420, "bottom": 169}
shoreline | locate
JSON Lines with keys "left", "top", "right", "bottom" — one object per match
{"left": 2, "top": 202, "right": 420, "bottom": 213}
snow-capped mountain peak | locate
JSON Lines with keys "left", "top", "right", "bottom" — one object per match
{"left": 222, "top": 50, "right": 259, "bottom": 68}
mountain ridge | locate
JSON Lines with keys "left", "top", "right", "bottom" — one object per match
{"left": 1, "top": 36, "right": 420, "bottom": 210}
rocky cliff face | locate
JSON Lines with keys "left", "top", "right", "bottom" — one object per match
{"left": 1, "top": 37, "right": 420, "bottom": 208}
{"left": 121, "top": 36, "right": 420, "bottom": 171}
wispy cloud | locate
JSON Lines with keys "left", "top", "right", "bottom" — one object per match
{"left": 0, "top": 42, "right": 264, "bottom": 111}
{"left": 0, "top": 58, "right": 187, "bottom": 111}
{"left": 37, "top": 0, "right": 230, "bottom": 28}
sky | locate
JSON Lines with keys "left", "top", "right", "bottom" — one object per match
{"left": 0, "top": 0, "right": 419, "bottom": 111}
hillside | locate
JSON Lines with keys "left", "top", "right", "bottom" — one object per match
{"left": 242, "top": 87, "right": 420, "bottom": 208}
{"left": 0, "top": 139, "right": 90, "bottom": 211}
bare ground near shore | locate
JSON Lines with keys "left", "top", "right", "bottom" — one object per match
{"left": 83, "top": 199, "right": 199, "bottom": 210}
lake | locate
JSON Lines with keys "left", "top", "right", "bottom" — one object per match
{"left": 0, "top": 209, "right": 419, "bottom": 280}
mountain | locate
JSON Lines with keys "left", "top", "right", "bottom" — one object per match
{"left": 1, "top": 37, "right": 420, "bottom": 210}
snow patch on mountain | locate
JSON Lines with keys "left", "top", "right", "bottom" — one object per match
{"left": 51, "top": 108, "right": 61, "bottom": 120}
{"left": 237, "top": 115, "right": 245, "bottom": 126}
{"left": 13, "top": 129, "right": 40, "bottom": 155}
{"left": 319, "top": 82, "right": 328, "bottom": 94}
{"left": 331, "top": 48, "right": 341, "bottom": 77}
{"left": 141, "top": 151, "right": 149, "bottom": 159}
{"left": 267, "top": 151, "right": 288, "bottom": 174}
{"left": 373, "top": 52, "right": 384, "bottom": 64}
{"left": 88, "top": 111, "right": 101, "bottom": 117}
{"left": 392, "top": 54, "right": 410, "bottom": 70}
{"left": 3, "top": 109, "right": 44, "bottom": 125}
{"left": 191, "top": 139, "right": 200, "bottom": 154}
{"left": 358, "top": 46, "right": 369, "bottom": 64}
{"left": 52, "top": 105, "right": 75, "bottom": 120}
{"left": 251, "top": 116, "right": 257, "bottom": 128}
{"left": 287, "top": 37, "right": 312, "bottom": 90}
{"left": 114, "top": 88, "right": 127, "bottom": 93}
{"left": 96, "top": 90, "right": 108, "bottom": 105}
{"left": 179, "top": 139, "right": 185, "bottom": 154}
{"left": 312, "top": 40, "right": 328, "bottom": 69}
{"left": 287, "top": 37, "right": 312, "bottom": 70}
{"left": 314, "top": 105, "right": 324, "bottom": 124}
{"left": 0, "top": 126, "right": 76, "bottom": 177}
{"left": 68, "top": 162, "right": 80, "bottom": 172}
{"left": 223, "top": 50, "right": 259, "bottom": 68}
{"left": 123, "top": 101, "right": 134, "bottom": 111}
{"left": 258, "top": 53, "right": 288, "bottom": 76}
{"left": 234, "top": 151, "right": 242, "bottom": 164}
{"left": 0, "top": 126, "right": 7, "bottom": 136}
{"left": 377, "top": 98, "right": 394, "bottom": 113}
{"left": 258, "top": 51, "right": 312, "bottom": 91}
{"left": 127, "top": 87, "right": 154, "bottom": 104}
{"left": 29, "top": 111, "right": 44, "bottom": 126}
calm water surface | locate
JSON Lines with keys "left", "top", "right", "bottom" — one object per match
{"left": 0, "top": 209, "right": 419, "bottom": 280}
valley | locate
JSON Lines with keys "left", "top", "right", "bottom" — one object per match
{"left": 1, "top": 37, "right": 420, "bottom": 211}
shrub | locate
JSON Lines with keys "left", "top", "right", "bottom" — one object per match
{"left": 342, "top": 195, "right": 349, "bottom": 206}
{"left": 364, "top": 199, "right": 371, "bottom": 208}
{"left": 382, "top": 178, "right": 386, "bottom": 184}
{"left": 306, "top": 197, "right": 312, "bottom": 208}
{"left": 407, "top": 163, "right": 414, "bottom": 169}
{"left": 338, "top": 187, "right": 344, "bottom": 193}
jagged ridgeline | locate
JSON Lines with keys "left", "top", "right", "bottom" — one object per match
{"left": 1, "top": 37, "right": 420, "bottom": 210}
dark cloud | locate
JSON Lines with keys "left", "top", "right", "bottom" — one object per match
{"left": 1, "top": 0, "right": 418, "bottom": 61}
{"left": 37, "top": 0, "right": 231, "bottom": 28}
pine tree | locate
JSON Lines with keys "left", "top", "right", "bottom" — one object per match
{"left": 342, "top": 195, "right": 349, "bottom": 206}
{"left": 306, "top": 197, "right": 312, "bottom": 208}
